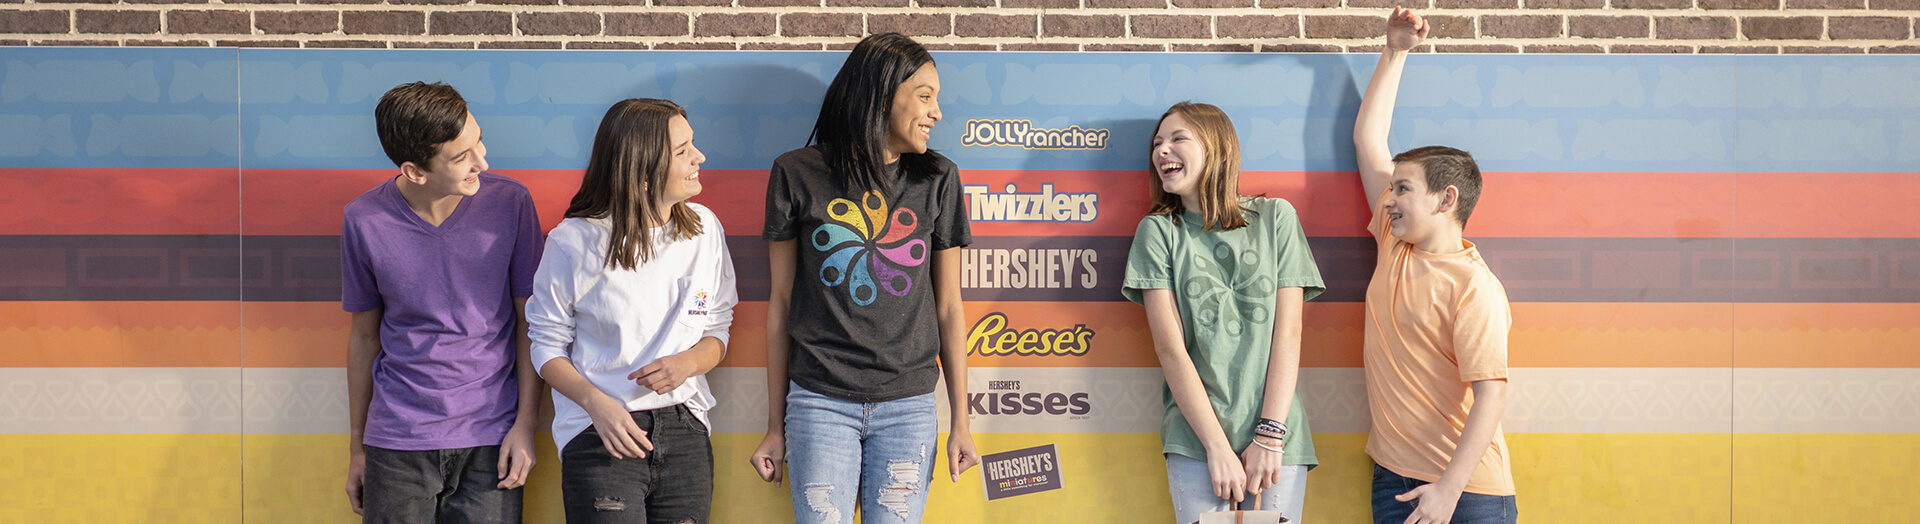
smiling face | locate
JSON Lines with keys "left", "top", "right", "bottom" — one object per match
{"left": 1150, "top": 112, "right": 1207, "bottom": 205}
{"left": 656, "top": 114, "right": 705, "bottom": 208}
{"left": 885, "top": 64, "right": 942, "bottom": 162}
{"left": 409, "top": 112, "right": 487, "bottom": 197}
{"left": 1384, "top": 161, "right": 1455, "bottom": 243}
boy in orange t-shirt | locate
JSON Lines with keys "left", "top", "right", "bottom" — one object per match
{"left": 1351, "top": 8, "right": 1517, "bottom": 524}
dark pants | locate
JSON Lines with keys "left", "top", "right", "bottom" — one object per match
{"left": 1371, "top": 465, "right": 1518, "bottom": 524}
{"left": 362, "top": 444, "right": 523, "bottom": 524}
{"left": 560, "top": 403, "right": 714, "bottom": 524}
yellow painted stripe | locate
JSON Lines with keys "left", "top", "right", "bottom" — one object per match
{"left": 0, "top": 434, "right": 241, "bottom": 523}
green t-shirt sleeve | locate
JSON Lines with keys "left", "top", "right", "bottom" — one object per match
{"left": 1267, "top": 199, "right": 1326, "bottom": 302}
{"left": 1122, "top": 217, "right": 1172, "bottom": 305}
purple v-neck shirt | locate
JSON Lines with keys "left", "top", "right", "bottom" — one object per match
{"left": 340, "top": 172, "right": 542, "bottom": 451}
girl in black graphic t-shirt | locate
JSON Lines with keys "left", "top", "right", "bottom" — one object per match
{"left": 750, "top": 33, "right": 979, "bottom": 523}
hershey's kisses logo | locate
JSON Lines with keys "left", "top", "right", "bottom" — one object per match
{"left": 961, "top": 119, "right": 1110, "bottom": 151}
{"left": 970, "top": 380, "right": 1091, "bottom": 417}
{"left": 966, "top": 312, "right": 1094, "bottom": 357}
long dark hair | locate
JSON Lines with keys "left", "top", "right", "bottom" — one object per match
{"left": 811, "top": 32, "right": 941, "bottom": 194}
{"left": 566, "top": 98, "right": 703, "bottom": 270}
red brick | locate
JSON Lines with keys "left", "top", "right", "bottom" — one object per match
{"left": 1426, "top": 15, "right": 1475, "bottom": 39}
{"left": 1699, "top": 0, "right": 1777, "bottom": 8}
{"left": 568, "top": 41, "right": 648, "bottom": 49}
{"left": 1436, "top": 0, "right": 1515, "bottom": 7}
{"left": 482, "top": 0, "right": 559, "bottom": 5}
{"left": 128, "top": 39, "right": 213, "bottom": 46}
{"left": 1133, "top": 15, "right": 1209, "bottom": 39}
{"left": 1350, "top": 44, "right": 1433, "bottom": 52}
{"left": 1742, "top": 17, "right": 1822, "bottom": 40}
{"left": 1868, "top": 0, "right": 1920, "bottom": 7}
{"left": 57, "top": 0, "right": 120, "bottom": 4}
{"left": 1261, "top": 43, "right": 1339, "bottom": 52}
{"left": 1087, "top": 43, "right": 1165, "bottom": 52}
{"left": 1001, "top": 42, "right": 1078, "bottom": 51}
{"left": 218, "top": 39, "right": 300, "bottom": 47}
{"left": 1783, "top": 46, "right": 1865, "bottom": 54}
{"left": 696, "top": 13, "right": 772, "bottom": 37}
{"left": 780, "top": 13, "right": 859, "bottom": 37}
{"left": 1351, "top": 0, "right": 1429, "bottom": 7}
{"left": 1830, "top": 17, "right": 1908, "bottom": 40}
{"left": 829, "top": 0, "right": 907, "bottom": 5}
{"left": 76, "top": 10, "right": 159, "bottom": 34}
{"left": 32, "top": 39, "right": 118, "bottom": 46}
{"left": 1435, "top": 43, "right": 1520, "bottom": 52}
{"left": 1656, "top": 16, "right": 1734, "bottom": 39}
{"left": 1784, "top": 0, "right": 1861, "bottom": 7}
{"left": 1173, "top": 43, "right": 1253, "bottom": 52}
{"left": 606, "top": 13, "right": 686, "bottom": 37}
{"left": 255, "top": 11, "right": 338, "bottom": 35}
{"left": 167, "top": 10, "right": 249, "bottom": 35}
{"left": 1174, "top": 0, "right": 1253, "bottom": 6}
{"left": 305, "top": 39, "right": 385, "bottom": 48}
{"left": 1089, "top": 0, "right": 1162, "bottom": 7}
{"left": 1304, "top": 15, "right": 1382, "bottom": 39}
{"left": 124, "top": 0, "right": 209, "bottom": 4}
{"left": 342, "top": 11, "right": 425, "bottom": 36}
{"left": 1610, "top": 44, "right": 1692, "bottom": 53}
{"left": 869, "top": 14, "right": 950, "bottom": 37}
{"left": 430, "top": 12, "right": 511, "bottom": 35}
{"left": 1481, "top": 15, "right": 1562, "bottom": 38}
{"left": 1701, "top": 45, "right": 1779, "bottom": 53}
{"left": 740, "top": 42, "right": 821, "bottom": 50}
{"left": 297, "top": 0, "right": 378, "bottom": 5}
{"left": 1525, "top": 44, "right": 1605, "bottom": 53}
{"left": 1612, "top": 0, "right": 1692, "bottom": 7}
{"left": 658, "top": 42, "right": 735, "bottom": 50}
{"left": 395, "top": 41, "right": 475, "bottom": 48}
{"left": 518, "top": 12, "right": 599, "bottom": 36}
{"left": 1524, "top": 0, "right": 1602, "bottom": 6}
{"left": 1570, "top": 15, "right": 1648, "bottom": 38}
{"left": 1004, "top": 0, "right": 1078, "bottom": 6}
{"left": 1044, "top": 15, "right": 1123, "bottom": 38}
{"left": 647, "top": 0, "right": 727, "bottom": 5}
{"left": 391, "top": 0, "right": 468, "bottom": 5}
{"left": 956, "top": 14, "right": 1036, "bottom": 38}
{"left": 481, "top": 40, "right": 560, "bottom": 49}
{"left": 741, "top": 0, "right": 816, "bottom": 6}
{"left": 922, "top": 43, "right": 994, "bottom": 50}
{"left": 1869, "top": 45, "right": 1920, "bottom": 53}
{"left": 1217, "top": 15, "right": 1298, "bottom": 39}
{"left": 1258, "top": 0, "right": 1338, "bottom": 6}
{"left": 920, "top": 0, "right": 995, "bottom": 6}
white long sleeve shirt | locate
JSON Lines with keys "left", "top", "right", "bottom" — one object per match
{"left": 525, "top": 204, "right": 738, "bottom": 452}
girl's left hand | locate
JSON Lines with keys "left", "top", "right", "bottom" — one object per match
{"left": 1241, "top": 441, "right": 1286, "bottom": 495}
{"left": 946, "top": 430, "right": 980, "bottom": 482}
{"left": 631, "top": 354, "right": 695, "bottom": 394}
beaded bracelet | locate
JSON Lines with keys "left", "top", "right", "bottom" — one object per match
{"left": 1251, "top": 436, "right": 1284, "bottom": 453}
{"left": 1255, "top": 418, "right": 1288, "bottom": 440}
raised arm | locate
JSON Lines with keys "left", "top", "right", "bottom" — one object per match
{"left": 1355, "top": 7, "right": 1428, "bottom": 205}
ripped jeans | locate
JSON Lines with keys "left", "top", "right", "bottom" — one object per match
{"left": 784, "top": 382, "right": 939, "bottom": 524}
{"left": 558, "top": 403, "right": 712, "bottom": 524}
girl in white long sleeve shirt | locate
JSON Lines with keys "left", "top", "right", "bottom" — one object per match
{"left": 525, "top": 98, "right": 737, "bottom": 523}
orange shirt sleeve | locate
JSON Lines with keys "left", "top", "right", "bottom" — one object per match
{"left": 1451, "top": 275, "right": 1512, "bottom": 383}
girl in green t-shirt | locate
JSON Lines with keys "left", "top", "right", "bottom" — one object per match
{"left": 1122, "top": 101, "right": 1326, "bottom": 524}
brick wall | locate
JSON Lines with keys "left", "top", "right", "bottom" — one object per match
{"left": 1, "top": 0, "right": 1914, "bottom": 53}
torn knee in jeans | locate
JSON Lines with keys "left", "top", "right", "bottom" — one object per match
{"left": 592, "top": 497, "right": 625, "bottom": 512}
{"left": 876, "top": 458, "right": 923, "bottom": 519}
{"left": 803, "top": 484, "right": 842, "bottom": 524}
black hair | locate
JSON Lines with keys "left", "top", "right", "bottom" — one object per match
{"left": 810, "top": 32, "right": 941, "bottom": 194}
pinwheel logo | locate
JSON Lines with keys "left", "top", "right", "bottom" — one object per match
{"left": 811, "top": 190, "right": 927, "bottom": 306}
{"left": 693, "top": 290, "right": 708, "bottom": 309}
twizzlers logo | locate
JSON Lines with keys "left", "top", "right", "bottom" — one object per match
{"left": 961, "top": 119, "right": 1110, "bottom": 150}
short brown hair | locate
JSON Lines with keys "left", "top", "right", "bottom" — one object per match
{"left": 1392, "top": 145, "right": 1482, "bottom": 227}
{"left": 1146, "top": 102, "right": 1252, "bottom": 231}
{"left": 374, "top": 82, "right": 468, "bottom": 170}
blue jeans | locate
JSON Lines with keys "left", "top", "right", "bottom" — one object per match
{"left": 1166, "top": 453, "right": 1308, "bottom": 524}
{"left": 1371, "top": 465, "right": 1517, "bottom": 524}
{"left": 783, "top": 382, "right": 939, "bottom": 524}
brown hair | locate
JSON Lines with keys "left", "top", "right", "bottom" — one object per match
{"left": 1392, "top": 145, "right": 1483, "bottom": 227}
{"left": 565, "top": 98, "right": 704, "bottom": 270}
{"left": 1146, "top": 102, "right": 1253, "bottom": 231}
{"left": 374, "top": 81, "right": 468, "bottom": 170}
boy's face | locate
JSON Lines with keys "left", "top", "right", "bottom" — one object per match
{"left": 1384, "top": 162, "right": 1453, "bottom": 243}
{"left": 409, "top": 112, "right": 487, "bottom": 197}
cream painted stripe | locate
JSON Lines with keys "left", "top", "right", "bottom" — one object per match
{"left": 3, "top": 367, "right": 1918, "bottom": 434}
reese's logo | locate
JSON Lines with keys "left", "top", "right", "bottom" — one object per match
{"left": 966, "top": 312, "right": 1094, "bottom": 357}
{"left": 961, "top": 119, "right": 1110, "bottom": 150}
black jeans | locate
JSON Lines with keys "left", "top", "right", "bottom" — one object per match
{"left": 560, "top": 403, "right": 714, "bottom": 524}
{"left": 362, "top": 444, "right": 522, "bottom": 524}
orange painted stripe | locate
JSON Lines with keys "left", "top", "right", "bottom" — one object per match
{"left": 9, "top": 169, "right": 1917, "bottom": 239}
{"left": 5, "top": 302, "right": 1915, "bottom": 369}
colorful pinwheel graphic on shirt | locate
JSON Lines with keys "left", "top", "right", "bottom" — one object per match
{"left": 811, "top": 190, "right": 927, "bottom": 306}
{"left": 1182, "top": 242, "right": 1275, "bottom": 337}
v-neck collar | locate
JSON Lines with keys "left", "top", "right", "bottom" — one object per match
{"left": 390, "top": 175, "right": 476, "bottom": 236}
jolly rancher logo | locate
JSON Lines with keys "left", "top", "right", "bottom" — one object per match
{"left": 961, "top": 119, "right": 1110, "bottom": 150}
{"left": 966, "top": 312, "right": 1094, "bottom": 356}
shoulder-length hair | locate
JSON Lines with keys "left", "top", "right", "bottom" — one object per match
{"left": 565, "top": 98, "right": 704, "bottom": 270}
{"left": 1147, "top": 101, "right": 1253, "bottom": 230}
{"left": 811, "top": 32, "right": 941, "bottom": 193}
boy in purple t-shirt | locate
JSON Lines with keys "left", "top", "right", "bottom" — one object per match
{"left": 341, "top": 81, "right": 544, "bottom": 523}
